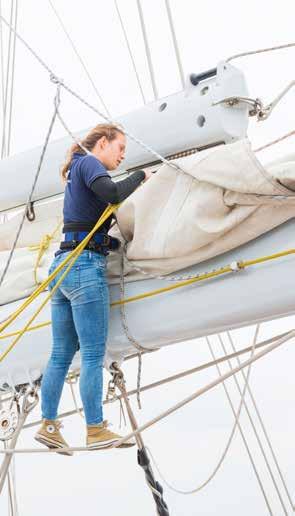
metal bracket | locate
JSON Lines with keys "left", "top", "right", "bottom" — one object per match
{"left": 0, "top": 386, "right": 39, "bottom": 495}
{"left": 212, "top": 95, "right": 264, "bottom": 117}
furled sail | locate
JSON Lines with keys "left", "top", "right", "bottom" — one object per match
{"left": 1, "top": 139, "right": 295, "bottom": 306}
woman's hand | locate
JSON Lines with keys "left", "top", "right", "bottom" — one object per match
{"left": 143, "top": 170, "right": 153, "bottom": 182}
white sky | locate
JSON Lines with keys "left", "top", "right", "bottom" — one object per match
{"left": 1, "top": 0, "right": 295, "bottom": 515}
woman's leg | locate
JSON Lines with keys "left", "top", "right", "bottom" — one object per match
{"left": 70, "top": 257, "right": 110, "bottom": 425}
{"left": 41, "top": 285, "right": 79, "bottom": 420}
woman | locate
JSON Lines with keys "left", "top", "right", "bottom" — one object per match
{"left": 35, "top": 124, "right": 151, "bottom": 454}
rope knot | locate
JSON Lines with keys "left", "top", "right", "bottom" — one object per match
{"left": 50, "top": 73, "right": 63, "bottom": 86}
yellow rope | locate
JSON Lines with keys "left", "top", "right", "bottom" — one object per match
{"left": 0, "top": 247, "right": 294, "bottom": 343}
{"left": 112, "top": 248, "right": 295, "bottom": 306}
{"left": 0, "top": 205, "right": 119, "bottom": 362}
{"left": 28, "top": 219, "right": 63, "bottom": 285}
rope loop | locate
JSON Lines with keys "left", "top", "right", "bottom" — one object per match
{"left": 50, "top": 73, "right": 63, "bottom": 86}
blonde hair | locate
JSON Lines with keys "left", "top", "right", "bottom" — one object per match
{"left": 60, "top": 123, "right": 124, "bottom": 182}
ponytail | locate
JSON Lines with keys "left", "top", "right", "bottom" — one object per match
{"left": 60, "top": 123, "right": 124, "bottom": 183}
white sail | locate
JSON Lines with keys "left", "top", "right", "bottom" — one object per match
{"left": 1, "top": 138, "right": 295, "bottom": 306}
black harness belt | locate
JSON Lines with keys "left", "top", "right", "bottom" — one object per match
{"left": 55, "top": 231, "right": 120, "bottom": 257}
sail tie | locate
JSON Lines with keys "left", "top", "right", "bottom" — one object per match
{"left": 28, "top": 219, "right": 63, "bottom": 285}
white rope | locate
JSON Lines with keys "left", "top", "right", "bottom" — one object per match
{"left": 215, "top": 334, "right": 282, "bottom": 515}
{"left": 227, "top": 330, "right": 295, "bottom": 512}
{"left": 6, "top": 0, "right": 18, "bottom": 157}
{"left": 5, "top": 330, "right": 295, "bottom": 455}
{"left": 212, "top": 335, "right": 277, "bottom": 514}
{"left": 0, "top": 84, "right": 61, "bottom": 288}
{"left": 114, "top": 0, "right": 146, "bottom": 104}
{"left": 54, "top": 104, "right": 91, "bottom": 155}
{"left": 1, "top": 0, "right": 14, "bottom": 158}
{"left": 119, "top": 242, "right": 156, "bottom": 409}
{"left": 5, "top": 440, "right": 18, "bottom": 516}
{"left": 0, "top": 13, "right": 187, "bottom": 176}
{"left": 23, "top": 330, "right": 292, "bottom": 431}
{"left": 48, "top": 0, "right": 110, "bottom": 117}
{"left": 164, "top": 0, "right": 185, "bottom": 89}
{"left": 254, "top": 129, "right": 295, "bottom": 153}
{"left": 3, "top": 329, "right": 294, "bottom": 455}
{"left": 113, "top": 330, "right": 294, "bottom": 452}
{"left": 227, "top": 42, "right": 295, "bottom": 63}
{"left": 67, "top": 379, "right": 84, "bottom": 419}
{"left": 136, "top": 0, "right": 158, "bottom": 99}
{"left": 144, "top": 327, "right": 259, "bottom": 497}
{"left": 0, "top": 0, "right": 5, "bottom": 119}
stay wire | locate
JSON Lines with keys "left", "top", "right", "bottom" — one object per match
{"left": 0, "top": 1, "right": 5, "bottom": 118}
{"left": 1, "top": 0, "right": 14, "bottom": 158}
{"left": 136, "top": 0, "right": 158, "bottom": 99}
{"left": 217, "top": 333, "right": 287, "bottom": 514}
{"left": 145, "top": 326, "right": 260, "bottom": 496}
{"left": 48, "top": 0, "right": 110, "bottom": 117}
{"left": 164, "top": 0, "right": 185, "bottom": 88}
{"left": 114, "top": 0, "right": 146, "bottom": 104}
{"left": 22, "top": 330, "right": 291, "bottom": 431}
{"left": 119, "top": 242, "right": 155, "bottom": 409}
{"left": 226, "top": 330, "right": 295, "bottom": 512}
{"left": 7, "top": 0, "right": 18, "bottom": 156}
{"left": 2, "top": 329, "right": 294, "bottom": 455}
{"left": 227, "top": 42, "right": 295, "bottom": 63}
{"left": 0, "top": 84, "right": 61, "bottom": 289}
{"left": 0, "top": 13, "right": 186, "bottom": 176}
{"left": 215, "top": 334, "right": 281, "bottom": 515}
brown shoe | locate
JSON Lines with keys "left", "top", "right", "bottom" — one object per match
{"left": 34, "top": 419, "right": 73, "bottom": 456}
{"left": 86, "top": 420, "right": 136, "bottom": 449}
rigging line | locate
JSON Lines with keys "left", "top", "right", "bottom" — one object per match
{"left": 67, "top": 380, "right": 84, "bottom": 419}
{"left": 5, "top": 326, "right": 292, "bottom": 457}
{"left": 5, "top": 443, "right": 13, "bottom": 516}
{"left": 56, "top": 82, "right": 186, "bottom": 174}
{"left": 22, "top": 331, "right": 292, "bottom": 431}
{"left": 5, "top": 440, "right": 18, "bottom": 516}
{"left": 164, "top": 0, "right": 185, "bottom": 89}
{"left": 112, "top": 329, "right": 295, "bottom": 450}
{"left": 6, "top": 0, "right": 18, "bottom": 157}
{"left": 0, "top": 208, "right": 117, "bottom": 362}
{"left": 254, "top": 129, "right": 295, "bottom": 153}
{"left": 143, "top": 327, "right": 260, "bottom": 498}
{"left": 0, "top": 84, "right": 61, "bottom": 289}
{"left": 0, "top": 1, "right": 5, "bottom": 118}
{"left": 227, "top": 330, "right": 295, "bottom": 512}
{"left": 136, "top": 0, "right": 158, "bottom": 100}
{"left": 114, "top": 0, "right": 146, "bottom": 104}
{"left": 0, "top": 205, "right": 116, "bottom": 337}
{"left": 119, "top": 242, "right": 154, "bottom": 409}
{"left": 47, "top": 0, "right": 110, "bottom": 117}
{"left": 227, "top": 42, "right": 295, "bottom": 63}
{"left": 0, "top": 13, "right": 186, "bottom": 175}
{"left": 217, "top": 334, "right": 287, "bottom": 515}
{"left": 1, "top": 0, "right": 14, "bottom": 158}
{"left": 2, "top": 246, "right": 295, "bottom": 339}
{"left": 209, "top": 335, "right": 275, "bottom": 515}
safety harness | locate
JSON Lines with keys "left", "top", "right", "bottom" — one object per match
{"left": 55, "top": 230, "right": 120, "bottom": 257}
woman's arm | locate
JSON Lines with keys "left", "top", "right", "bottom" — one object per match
{"left": 90, "top": 170, "right": 146, "bottom": 203}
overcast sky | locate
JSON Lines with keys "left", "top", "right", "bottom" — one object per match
{"left": 1, "top": 1, "right": 295, "bottom": 515}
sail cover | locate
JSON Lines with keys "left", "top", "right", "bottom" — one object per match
{"left": 1, "top": 138, "right": 295, "bottom": 305}
{"left": 114, "top": 138, "right": 295, "bottom": 274}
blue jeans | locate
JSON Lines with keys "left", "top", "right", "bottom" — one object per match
{"left": 41, "top": 250, "right": 110, "bottom": 425}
